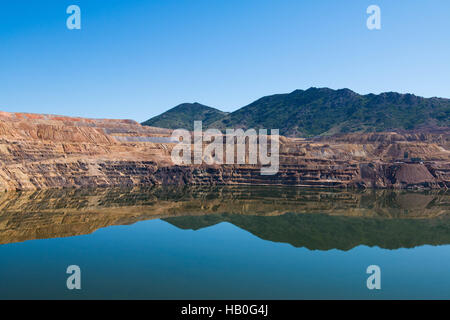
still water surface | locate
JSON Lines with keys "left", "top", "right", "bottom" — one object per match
{"left": 0, "top": 186, "right": 449, "bottom": 299}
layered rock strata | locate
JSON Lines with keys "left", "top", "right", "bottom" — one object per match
{"left": 0, "top": 111, "right": 448, "bottom": 190}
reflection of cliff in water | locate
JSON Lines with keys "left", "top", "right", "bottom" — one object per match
{"left": 0, "top": 186, "right": 449, "bottom": 250}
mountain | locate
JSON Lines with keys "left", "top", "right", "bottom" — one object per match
{"left": 141, "top": 102, "right": 228, "bottom": 131}
{"left": 143, "top": 88, "right": 450, "bottom": 137}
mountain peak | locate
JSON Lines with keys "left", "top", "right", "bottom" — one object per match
{"left": 171, "top": 102, "right": 211, "bottom": 111}
{"left": 142, "top": 103, "right": 227, "bottom": 131}
{"left": 143, "top": 88, "right": 449, "bottom": 136}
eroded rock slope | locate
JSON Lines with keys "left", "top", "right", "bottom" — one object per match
{"left": 0, "top": 111, "right": 448, "bottom": 190}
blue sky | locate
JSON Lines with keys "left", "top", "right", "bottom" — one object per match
{"left": 1, "top": 0, "right": 449, "bottom": 122}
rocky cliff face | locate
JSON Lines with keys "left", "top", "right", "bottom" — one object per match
{"left": 0, "top": 111, "right": 448, "bottom": 190}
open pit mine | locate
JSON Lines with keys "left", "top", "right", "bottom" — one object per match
{"left": 0, "top": 111, "right": 448, "bottom": 191}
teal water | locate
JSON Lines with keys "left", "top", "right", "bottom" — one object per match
{"left": 0, "top": 187, "right": 449, "bottom": 299}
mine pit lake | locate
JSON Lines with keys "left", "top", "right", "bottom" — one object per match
{"left": 0, "top": 186, "right": 449, "bottom": 299}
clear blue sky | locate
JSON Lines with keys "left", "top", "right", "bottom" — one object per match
{"left": 1, "top": 0, "right": 449, "bottom": 122}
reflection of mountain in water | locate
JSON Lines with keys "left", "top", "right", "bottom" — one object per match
{"left": 0, "top": 186, "right": 448, "bottom": 250}
{"left": 165, "top": 213, "right": 450, "bottom": 251}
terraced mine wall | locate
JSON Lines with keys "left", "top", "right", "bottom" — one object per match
{"left": 0, "top": 111, "right": 448, "bottom": 191}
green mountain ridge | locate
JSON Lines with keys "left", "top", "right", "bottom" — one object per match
{"left": 142, "top": 102, "right": 228, "bottom": 131}
{"left": 142, "top": 88, "right": 450, "bottom": 137}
